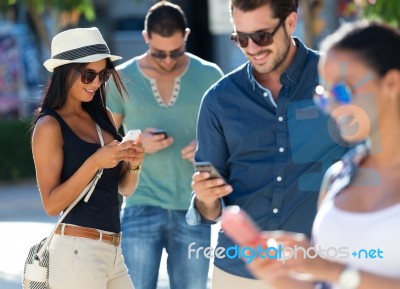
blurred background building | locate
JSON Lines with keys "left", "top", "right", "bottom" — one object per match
{"left": 0, "top": 0, "right": 365, "bottom": 119}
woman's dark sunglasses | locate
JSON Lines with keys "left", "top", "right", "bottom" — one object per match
{"left": 231, "top": 18, "right": 285, "bottom": 48}
{"left": 81, "top": 68, "right": 111, "bottom": 84}
{"left": 150, "top": 50, "right": 185, "bottom": 60}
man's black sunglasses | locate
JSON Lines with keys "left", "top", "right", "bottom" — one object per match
{"left": 150, "top": 50, "right": 185, "bottom": 60}
{"left": 231, "top": 18, "right": 285, "bottom": 48}
{"left": 80, "top": 68, "right": 111, "bottom": 84}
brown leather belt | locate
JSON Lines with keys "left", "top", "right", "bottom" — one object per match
{"left": 55, "top": 224, "right": 121, "bottom": 246}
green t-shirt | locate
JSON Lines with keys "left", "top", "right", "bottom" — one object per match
{"left": 107, "top": 53, "right": 223, "bottom": 210}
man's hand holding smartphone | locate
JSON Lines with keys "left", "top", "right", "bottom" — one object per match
{"left": 192, "top": 161, "right": 233, "bottom": 221}
{"left": 150, "top": 128, "right": 168, "bottom": 139}
{"left": 141, "top": 128, "right": 173, "bottom": 154}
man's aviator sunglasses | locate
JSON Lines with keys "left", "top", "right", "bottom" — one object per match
{"left": 231, "top": 18, "right": 285, "bottom": 48}
{"left": 80, "top": 68, "right": 111, "bottom": 84}
{"left": 150, "top": 50, "right": 185, "bottom": 60}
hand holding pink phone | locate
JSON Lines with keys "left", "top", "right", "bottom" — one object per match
{"left": 221, "top": 206, "right": 263, "bottom": 247}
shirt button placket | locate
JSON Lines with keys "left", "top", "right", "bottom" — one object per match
{"left": 273, "top": 113, "right": 285, "bottom": 223}
{"left": 276, "top": 115, "right": 285, "bottom": 185}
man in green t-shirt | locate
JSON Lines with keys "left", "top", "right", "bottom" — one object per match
{"left": 107, "top": 2, "right": 223, "bottom": 289}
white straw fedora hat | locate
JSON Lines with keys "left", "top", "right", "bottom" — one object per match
{"left": 43, "top": 27, "right": 121, "bottom": 72}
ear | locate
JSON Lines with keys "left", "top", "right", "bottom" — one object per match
{"left": 184, "top": 28, "right": 191, "bottom": 42}
{"left": 285, "top": 11, "right": 297, "bottom": 35}
{"left": 382, "top": 69, "right": 400, "bottom": 100}
{"left": 142, "top": 30, "right": 150, "bottom": 44}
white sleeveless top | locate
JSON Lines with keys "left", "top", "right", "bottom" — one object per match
{"left": 312, "top": 142, "right": 400, "bottom": 288}
{"left": 313, "top": 200, "right": 400, "bottom": 279}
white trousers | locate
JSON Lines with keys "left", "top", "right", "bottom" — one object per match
{"left": 212, "top": 266, "right": 272, "bottom": 289}
{"left": 48, "top": 234, "right": 134, "bottom": 289}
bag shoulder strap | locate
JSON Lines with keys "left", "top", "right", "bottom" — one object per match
{"left": 36, "top": 123, "right": 105, "bottom": 260}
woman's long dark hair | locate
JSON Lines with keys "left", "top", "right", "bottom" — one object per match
{"left": 33, "top": 58, "right": 127, "bottom": 141}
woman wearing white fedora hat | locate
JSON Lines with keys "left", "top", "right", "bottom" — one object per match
{"left": 31, "top": 27, "right": 144, "bottom": 289}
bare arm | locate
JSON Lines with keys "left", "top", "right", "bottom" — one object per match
{"left": 108, "top": 109, "right": 144, "bottom": 197}
{"left": 32, "top": 116, "right": 111, "bottom": 216}
{"left": 33, "top": 113, "right": 144, "bottom": 216}
{"left": 117, "top": 135, "right": 144, "bottom": 197}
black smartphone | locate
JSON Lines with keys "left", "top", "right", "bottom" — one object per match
{"left": 151, "top": 129, "right": 168, "bottom": 139}
{"left": 194, "top": 161, "right": 225, "bottom": 182}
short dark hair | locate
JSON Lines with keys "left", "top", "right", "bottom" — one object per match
{"left": 144, "top": 1, "right": 187, "bottom": 38}
{"left": 230, "top": 0, "right": 298, "bottom": 20}
{"left": 320, "top": 20, "right": 400, "bottom": 77}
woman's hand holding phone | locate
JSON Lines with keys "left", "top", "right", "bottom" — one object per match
{"left": 222, "top": 206, "right": 319, "bottom": 284}
{"left": 221, "top": 206, "right": 264, "bottom": 247}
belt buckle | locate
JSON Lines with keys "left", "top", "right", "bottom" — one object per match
{"left": 111, "top": 234, "right": 120, "bottom": 246}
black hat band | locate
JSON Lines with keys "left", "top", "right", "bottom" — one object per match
{"left": 52, "top": 44, "right": 110, "bottom": 60}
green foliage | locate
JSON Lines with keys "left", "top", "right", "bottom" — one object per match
{"left": 0, "top": 0, "right": 96, "bottom": 22}
{"left": 0, "top": 119, "right": 35, "bottom": 181}
{"left": 79, "top": 0, "right": 96, "bottom": 21}
{"left": 361, "top": 0, "right": 400, "bottom": 28}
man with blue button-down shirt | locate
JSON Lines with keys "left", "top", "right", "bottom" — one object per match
{"left": 186, "top": 1, "right": 349, "bottom": 288}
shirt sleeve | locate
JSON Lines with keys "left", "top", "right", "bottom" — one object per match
{"left": 206, "top": 65, "right": 224, "bottom": 91}
{"left": 186, "top": 80, "right": 229, "bottom": 226}
{"left": 106, "top": 77, "right": 125, "bottom": 115}
{"left": 185, "top": 191, "right": 225, "bottom": 225}
{"left": 195, "top": 85, "right": 230, "bottom": 178}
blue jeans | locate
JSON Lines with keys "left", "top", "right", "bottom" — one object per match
{"left": 121, "top": 205, "right": 211, "bottom": 289}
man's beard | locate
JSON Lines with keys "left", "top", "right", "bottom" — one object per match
{"left": 249, "top": 31, "right": 291, "bottom": 75}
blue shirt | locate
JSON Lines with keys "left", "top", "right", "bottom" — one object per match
{"left": 186, "top": 38, "right": 349, "bottom": 278}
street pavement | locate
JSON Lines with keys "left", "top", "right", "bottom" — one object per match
{"left": 0, "top": 180, "right": 216, "bottom": 289}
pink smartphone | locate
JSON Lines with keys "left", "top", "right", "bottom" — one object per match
{"left": 221, "top": 206, "right": 263, "bottom": 247}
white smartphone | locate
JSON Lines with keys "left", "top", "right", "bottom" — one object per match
{"left": 194, "top": 161, "right": 225, "bottom": 182}
{"left": 122, "top": 129, "right": 141, "bottom": 143}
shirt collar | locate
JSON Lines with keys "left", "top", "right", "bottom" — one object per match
{"left": 247, "top": 63, "right": 257, "bottom": 90}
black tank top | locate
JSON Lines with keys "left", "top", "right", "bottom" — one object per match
{"left": 40, "top": 109, "right": 122, "bottom": 233}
